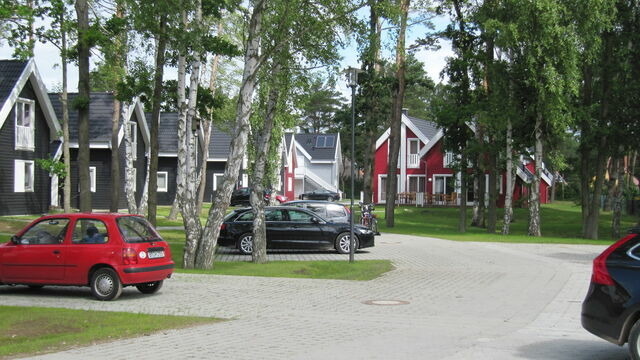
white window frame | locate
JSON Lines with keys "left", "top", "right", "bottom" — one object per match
{"left": 443, "top": 152, "right": 454, "bottom": 168}
{"left": 157, "top": 171, "right": 168, "bottom": 192}
{"left": 484, "top": 174, "right": 504, "bottom": 195}
{"left": 213, "top": 173, "right": 224, "bottom": 191}
{"left": 14, "top": 160, "right": 35, "bottom": 192}
{"left": 287, "top": 177, "right": 293, "bottom": 192}
{"left": 89, "top": 166, "right": 96, "bottom": 192}
{"left": 15, "top": 98, "right": 35, "bottom": 151}
{"left": 407, "top": 139, "right": 420, "bottom": 168}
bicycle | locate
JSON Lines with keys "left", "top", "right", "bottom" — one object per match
{"left": 359, "top": 202, "right": 379, "bottom": 235}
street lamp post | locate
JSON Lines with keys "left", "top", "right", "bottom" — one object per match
{"left": 346, "top": 67, "right": 360, "bottom": 263}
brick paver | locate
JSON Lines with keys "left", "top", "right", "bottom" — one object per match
{"left": 1, "top": 233, "right": 629, "bottom": 359}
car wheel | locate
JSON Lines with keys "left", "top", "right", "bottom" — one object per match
{"left": 630, "top": 319, "right": 640, "bottom": 360}
{"left": 335, "top": 232, "right": 359, "bottom": 254}
{"left": 238, "top": 233, "right": 254, "bottom": 255}
{"left": 90, "top": 268, "right": 123, "bottom": 301}
{"left": 136, "top": 280, "right": 164, "bottom": 294}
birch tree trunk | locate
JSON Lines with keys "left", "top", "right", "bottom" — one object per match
{"left": 384, "top": 0, "right": 410, "bottom": 227}
{"left": 502, "top": 119, "right": 515, "bottom": 235}
{"left": 250, "top": 63, "right": 281, "bottom": 264}
{"left": 194, "top": 0, "right": 265, "bottom": 269}
{"left": 528, "top": 113, "right": 542, "bottom": 236}
{"left": 110, "top": 99, "right": 122, "bottom": 212}
{"left": 123, "top": 103, "right": 139, "bottom": 214}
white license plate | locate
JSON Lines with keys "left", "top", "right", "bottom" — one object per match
{"left": 147, "top": 250, "right": 165, "bottom": 259}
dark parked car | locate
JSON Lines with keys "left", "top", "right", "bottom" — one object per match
{"left": 0, "top": 213, "right": 174, "bottom": 301}
{"left": 230, "top": 187, "right": 287, "bottom": 206}
{"left": 582, "top": 229, "right": 640, "bottom": 359}
{"left": 283, "top": 200, "right": 350, "bottom": 223}
{"left": 218, "top": 206, "right": 374, "bottom": 255}
{"left": 299, "top": 189, "right": 341, "bottom": 201}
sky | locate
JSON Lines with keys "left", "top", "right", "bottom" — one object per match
{"left": 0, "top": 10, "right": 453, "bottom": 98}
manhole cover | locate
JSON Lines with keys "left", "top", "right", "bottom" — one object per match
{"left": 362, "top": 300, "right": 410, "bottom": 306}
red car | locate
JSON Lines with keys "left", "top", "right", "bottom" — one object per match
{"left": 0, "top": 213, "right": 174, "bottom": 301}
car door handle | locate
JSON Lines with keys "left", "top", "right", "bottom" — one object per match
{"left": 52, "top": 250, "right": 60, "bottom": 254}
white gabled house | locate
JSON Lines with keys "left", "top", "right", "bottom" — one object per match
{"left": 292, "top": 133, "right": 342, "bottom": 198}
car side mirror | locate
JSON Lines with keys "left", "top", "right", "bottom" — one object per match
{"left": 311, "top": 217, "right": 320, "bottom": 224}
{"left": 10, "top": 235, "right": 20, "bottom": 244}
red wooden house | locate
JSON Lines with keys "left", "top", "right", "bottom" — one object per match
{"left": 372, "top": 110, "right": 553, "bottom": 206}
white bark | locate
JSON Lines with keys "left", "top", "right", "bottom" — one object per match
{"left": 502, "top": 120, "right": 514, "bottom": 235}
{"left": 528, "top": 113, "right": 542, "bottom": 236}
{"left": 195, "top": 0, "right": 265, "bottom": 269}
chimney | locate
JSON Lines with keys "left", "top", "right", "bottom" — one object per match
{"left": 402, "top": 108, "right": 409, "bottom": 116}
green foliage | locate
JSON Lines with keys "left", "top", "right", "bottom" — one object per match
{"left": 35, "top": 157, "right": 66, "bottom": 180}
{"left": 1, "top": 0, "right": 36, "bottom": 59}
{"left": 71, "top": 95, "right": 90, "bottom": 111}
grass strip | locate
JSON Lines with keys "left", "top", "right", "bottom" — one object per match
{"left": 178, "top": 260, "right": 394, "bottom": 280}
{"left": 0, "top": 306, "right": 221, "bottom": 358}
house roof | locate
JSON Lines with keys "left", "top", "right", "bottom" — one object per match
{"left": 375, "top": 113, "right": 441, "bottom": 150}
{"left": 151, "top": 111, "right": 233, "bottom": 160}
{"left": 0, "top": 60, "right": 27, "bottom": 105}
{"left": 294, "top": 133, "right": 340, "bottom": 162}
{"left": 408, "top": 115, "right": 439, "bottom": 140}
{"left": 49, "top": 92, "right": 149, "bottom": 149}
{"left": 0, "top": 59, "right": 61, "bottom": 139}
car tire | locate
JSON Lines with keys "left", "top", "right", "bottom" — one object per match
{"left": 335, "top": 232, "right": 359, "bottom": 254}
{"left": 136, "top": 280, "right": 164, "bottom": 294}
{"left": 238, "top": 233, "right": 254, "bottom": 255}
{"left": 630, "top": 319, "right": 640, "bottom": 360}
{"left": 90, "top": 268, "right": 123, "bottom": 301}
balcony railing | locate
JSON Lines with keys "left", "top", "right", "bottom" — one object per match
{"left": 408, "top": 153, "right": 419, "bottom": 167}
{"left": 16, "top": 126, "right": 34, "bottom": 150}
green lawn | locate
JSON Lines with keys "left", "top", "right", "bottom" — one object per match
{"left": 376, "top": 201, "right": 636, "bottom": 245}
{"left": 0, "top": 306, "right": 220, "bottom": 358}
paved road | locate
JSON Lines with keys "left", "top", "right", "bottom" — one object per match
{"left": 1, "top": 233, "right": 631, "bottom": 359}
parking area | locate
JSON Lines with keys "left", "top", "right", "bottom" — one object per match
{"left": 1, "top": 233, "right": 631, "bottom": 359}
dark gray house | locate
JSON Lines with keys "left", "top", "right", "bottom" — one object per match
{"left": 0, "top": 59, "right": 62, "bottom": 215}
{"left": 49, "top": 93, "right": 149, "bottom": 210}
{"left": 154, "top": 112, "right": 246, "bottom": 205}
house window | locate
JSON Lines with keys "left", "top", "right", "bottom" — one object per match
{"left": 378, "top": 175, "right": 400, "bottom": 202}
{"left": 408, "top": 139, "right": 420, "bottom": 168}
{"left": 316, "top": 135, "right": 335, "bottom": 148}
{"left": 213, "top": 173, "right": 224, "bottom": 191}
{"left": 443, "top": 152, "right": 454, "bottom": 168}
{"left": 433, "top": 175, "right": 455, "bottom": 194}
{"left": 408, "top": 175, "right": 426, "bottom": 193}
{"left": 15, "top": 99, "right": 35, "bottom": 151}
{"left": 157, "top": 172, "right": 168, "bottom": 192}
{"left": 14, "top": 160, "right": 35, "bottom": 192}
{"left": 130, "top": 122, "right": 137, "bottom": 160}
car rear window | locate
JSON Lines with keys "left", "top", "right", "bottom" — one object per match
{"left": 117, "top": 216, "right": 163, "bottom": 243}
{"left": 326, "top": 204, "right": 346, "bottom": 218}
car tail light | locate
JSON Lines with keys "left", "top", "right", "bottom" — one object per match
{"left": 591, "top": 234, "right": 635, "bottom": 285}
{"left": 123, "top": 248, "right": 138, "bottom": 265}
{"left": 220, "top": 223, "right": 227, "bottom": 231}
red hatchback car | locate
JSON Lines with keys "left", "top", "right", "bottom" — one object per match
{"left": 0, "top": 213, "right": 174, "bottom": 301}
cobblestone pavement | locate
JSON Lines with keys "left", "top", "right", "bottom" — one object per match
{"left": 1, "top": 233, "right": 631, "bottom": 359}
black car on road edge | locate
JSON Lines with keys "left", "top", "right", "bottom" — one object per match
{"left": 582, "top": 229, "right": 640, "bottom": 359}
{"left": 298, "top": 189, "right": 341, "bottom": 201}
{"left": 218, "top": 206, "right": 374, "bottom": 255}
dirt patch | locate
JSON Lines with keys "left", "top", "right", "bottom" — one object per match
{"left": 293, "top": 268, "right": 311, "bottom": 275}
{"left": 4, "top": 318, "right": 81, "bottom": 338}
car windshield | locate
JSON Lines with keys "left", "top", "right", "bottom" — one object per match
{"left": 117, "top": 216, "right": 163, "bottom": 243}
